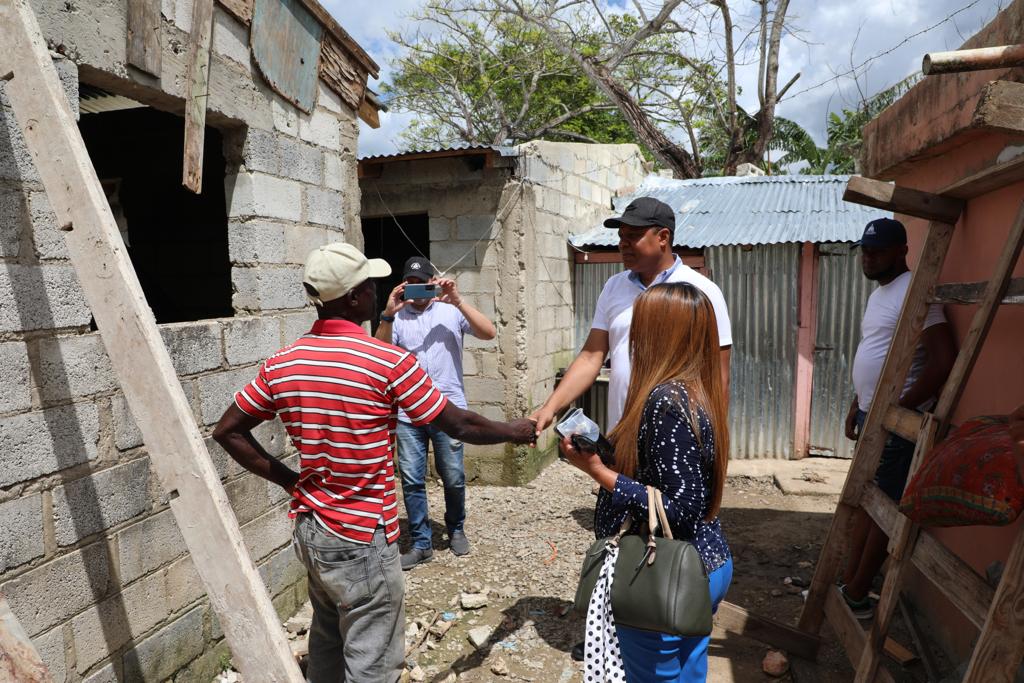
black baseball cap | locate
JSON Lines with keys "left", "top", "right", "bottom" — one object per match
{"left": 603, "top": 196, "right": 675, "bottom": 234}
{"left": 856, "top": 218, "right": 907, "bottom": 248}
{"left": 402, "top": 256, "right": 435, "bottom": 281}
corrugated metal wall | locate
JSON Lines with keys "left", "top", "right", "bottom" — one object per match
{"left": 708, "top": 244, "right": 799, "bottom": 459}
{"left": 573, "top": 261, "right": 624, "bottom": 352}
{"left": 809, "top": 243, "right": 876, "bottom": 458}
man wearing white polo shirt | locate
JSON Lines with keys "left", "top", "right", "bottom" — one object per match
{"left": 532, "top": 196, "right": 732, "bottom": 435}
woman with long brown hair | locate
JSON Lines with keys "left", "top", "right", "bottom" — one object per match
{"left": 560, "top": 282, "right": 733, "bottom": 682}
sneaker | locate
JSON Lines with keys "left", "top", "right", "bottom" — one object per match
{"left": 449, "top": 530, "right": 471, "bottom": 556}
{"left": 841, "top": 585, "right": 874, "bottom": 620}
{"left": 571, "top": 641, "right": 585, "bottom": 662}
{"left": 400, "top": 547, "right": 433, "bottom": 571}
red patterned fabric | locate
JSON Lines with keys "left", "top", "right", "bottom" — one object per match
{"left": 899, "top": 416, "right": 1024, "bottom": 527}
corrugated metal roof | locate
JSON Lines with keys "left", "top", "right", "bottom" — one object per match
{"left": 569, "top": 174, "right": 887, "bottom": 248}
{"left": 359, "top": 143, "right": 518, "bottom": 162}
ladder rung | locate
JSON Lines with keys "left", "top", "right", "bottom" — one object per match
{"left": 930, "top": 277, "right": 1024, "bottom": 305}
{"left": 823, "top": 586, "right": 897, "bottom": 683}
{"left": 941, "top": 152, "right": 1024, "bottom": 200}
{"left": 882, "top": 405, "right": 922, "bottom": 443}
{"left": 843, "top": 176, "right": 964, "bottom": 224}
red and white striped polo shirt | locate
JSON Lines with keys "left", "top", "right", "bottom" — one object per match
{"left": 234, "top": 319, "right": 447, "bottom": 544}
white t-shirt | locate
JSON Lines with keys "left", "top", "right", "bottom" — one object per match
{"left": 852, "top": 271, "right": 946, "bottom": 412}
{"left": 591, "top": 257, "right": 733, "bottom": 429}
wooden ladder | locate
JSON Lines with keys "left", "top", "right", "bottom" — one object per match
{"left": 797, "top": 163, "right": 1024, "bottom": 681}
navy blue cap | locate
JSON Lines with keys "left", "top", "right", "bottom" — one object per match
{"left": 856, "top": 218, "right": 906, "bottom": 248}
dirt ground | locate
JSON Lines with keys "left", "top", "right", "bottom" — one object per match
{"left": 219, "top": 460, "right": 949, "bottom": 682}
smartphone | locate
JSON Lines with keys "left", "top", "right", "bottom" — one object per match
{"left": 403, "top": 283, "right": 437, "bottom": 300}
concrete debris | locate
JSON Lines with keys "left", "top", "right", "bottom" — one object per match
{"left": 468, "top": 626, "right": 493, "bottom": 649}
{"left": 429, "top": 620, "right": 454, "bottom": 638}
{"left": 409, "top": 665, "right": 426, "bottom": 682}
{"left": 460, "top": 592, "right": 488, "bottom": 610}
{"left": 762, "top": 650, "right": 789, "bottom": 677}
{"left": 490, "top": 656, "right": 509, "bottom": 676}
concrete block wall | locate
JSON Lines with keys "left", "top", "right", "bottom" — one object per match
{"left": 1, "top": 2, "right": 364, "bottom": 680}
{"left": 358, "top": 142, "right": 644, "bottom": 484}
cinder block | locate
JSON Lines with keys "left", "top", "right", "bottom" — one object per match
{"left": 0, "top": 186, "right": 27, "bottom": 258}
{"left": 212, "top": 6, "right": 250, "bottom": 67}
{"left": 240, "top": 504, "right": 293, "bottom": 562}
{"left": 226, "top": 172, "right": 302, "bottom": 222}
{"left": 431, "top": 240, "right": 479, "bottom": 270}
{"left": 303, "top": 185, "right": 343, "bottom": 228}
{"left": 255, "top": 419, "right": 290, "bottom": 459}
{"left": 0, "top": 264, "right": 91, "bottom": 332}
{"left": 231, "top": 265, "right": 307, "bottom": 313}
{"left": 111, "top": 392, "right": 143, "bottom": 451}
{"left": 0, "top": 542, "right": 112, "bottom": 636}
{"left": 429, "top": 216, "right": 454, "bottom": 241}
{"left": 29, "top": 191, "right": 69, "bottom": 260}
{"left": 163, "top": 555, "right": 205, "bottom": 614}
{"left": 116, "top": 509, "right": 187, "bottom": 585}
{"left": 0, "top": 106, "right": 41, "bottom": 183}
{"left": 456, "top": 214, "right": 497, "bottom": 241}
{"left": 462, "top": 352, "right": 478, "bottom": 376}
{"left": 298, "top": 108, "right": 341, "bottom": 150}
{"left": 464, "top": 377, "right": 504, "bottom": 404}
{"left": 280, "top": 309, "right": 316, "bottom": 344}
{"left": 271, "top": 96, "right": 300, "bottom": 137}
{"left": 197, "top": 366, "right": 260, "bottom": 425}
{"left": 279, "top": 137, "right": 323, "bottom": 185}
{"left": 31, "top": 626, "right": 68, "bottom": 683}
{"left": 0, "top": 402, "right": 100, "bottom": 487}
{"left": 0, "top": 494, "right": 44, "bottom": 572}
{"left": 0, "top": 340, "right": 31, "bottom": 413}
{"left": 35, "top": 334, "right": 117, "bottom": 403}
{"left": 223, "top": 315, "right": 281, "bottom": 366}
{"left": 71, "top": 568, "right": 168, "bottom": 673}
{"left": 226, "top": 472, "right": 270, "bottom": 526}
{"left": 172, "top": 640, "right": 231, "bottom": 683}
{"left": 266, "top": 452, "right": 299, "bottom": 504}
{"left": 52, "top": 458, "right": 152, "bottom": 546}
{"left": 323, "top": 151, "right": 344, "bottom": 191}
{"left": 316, "top": 81, "right": 344, "bottom": 115}
{"left": 82, "top": 663, "right": 117, "bottom": 683}
{"left": 205, "top": 435, "right": 245, "bottom": 480}
{"left": 121, "top": 605, "right": 205, "bottom": 682}
{"left": 228, "top": 218, "right": 288, "bottom": 264}
{"left": 240, "top": 128, "right": 278, "bottom": 175}
{"left": 283, "top": 224, "right": 329, "bottom": 265}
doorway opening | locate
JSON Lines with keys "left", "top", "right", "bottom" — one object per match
{"left": 361, "top": 213, "right": 430, "bottom": 332}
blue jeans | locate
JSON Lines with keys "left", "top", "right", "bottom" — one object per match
{"left": 615, "top": 558, "right": 734, "bottom": 683}
{"left": 396, "top": 421, "right": 466, "bottom": 550}
{"left": 855, "top": 409, "right": 916, "bottom": 501}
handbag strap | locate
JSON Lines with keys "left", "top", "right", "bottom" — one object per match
{"left": 653, "top": 488, "right": 674, "bottom": 541}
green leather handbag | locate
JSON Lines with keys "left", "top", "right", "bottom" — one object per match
{"left": 573, "top": 486, "right": 712, "bottom": 637}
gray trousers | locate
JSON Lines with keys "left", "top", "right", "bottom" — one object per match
{"left": 292, "top": 513, "right": 405, "bottom": 683}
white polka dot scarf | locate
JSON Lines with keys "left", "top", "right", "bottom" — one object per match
{"left": 584, "top": 544, "right": 626, "bottom": 681}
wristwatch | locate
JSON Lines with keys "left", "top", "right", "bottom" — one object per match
{"left": 380, "top": 313, "right": 396, "bottom": 323}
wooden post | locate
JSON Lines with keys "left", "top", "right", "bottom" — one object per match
{"left": 793, "top": 242, "right": 819, "bottom": 459}
{"left": 126, "top": 0, "right": 161, "bottom": 77}
{"left": 0, "top": 2, "right": 302, "bottom": 680}
{"left": 182, "top": 0, "right": 215, "bottom": 193}
{"left": 0, "top": 593, "right": 52, "bottom": 683}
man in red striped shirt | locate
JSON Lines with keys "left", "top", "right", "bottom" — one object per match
{"left": 213, "top": 242, "right": 534, "bottom": 683}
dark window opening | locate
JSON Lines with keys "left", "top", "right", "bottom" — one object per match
{"left": 361, "top": 214, "right": 430, "bottom": 333}
{"left": 78, "top": 105, "right": 233, "bottom": 323}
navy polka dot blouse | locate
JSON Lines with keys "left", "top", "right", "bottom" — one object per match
{"left": 594, "top": 381, "right": 731, "bottom": 573}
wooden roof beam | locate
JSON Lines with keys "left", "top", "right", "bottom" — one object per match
{"left": 843, "top": 176, "right": 965, "bottom": 224}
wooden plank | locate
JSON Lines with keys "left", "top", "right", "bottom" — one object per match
{"left": 358, "top": 94, "right": 380, "bottom": 128}
{"left": 962, "top": 523, "right": 1024, "bottom": 682}
{"left": 793, "top": 242, "right": 819, "bottom": 459}
{"left": 883, "top": 638, "right": 917, "bottom": 666}
{"left": 972, "top": 80, "right": 1024, "bottom": 134}
{"left": 800, "top": 219, "right": 955, "bottom": 635}
{"left": 941, "top": 153, "right": 1024, "bottom": 200}
{"left": 217, "top": 0, "right": 253, "bottom": 24}
{"left": 911, "top": 531, "right": 994, "bottom": 630}
{"left": 320, "top": 35, "right": 366, "bottom": 111}
{"left": 822, "top": 586, "right": 897, "bottom": 683}
{"left": 182, "top": 0, "right": 215, "bottom": 193}
{"left": 713, "top": 601, "right": 820, "bottom": 660}
{"left": 934, "top": 199, "right": 1024, "bottom": 431}
{"left": 251, "top": 0, "right": 323, "bottom": 114}
{"left": 291, "top": 0, "right": 378, "bottom": 77}
{"left": 843, "top": 176, "right": 964, "bottom": 224}
{"left": 898, "top": 597, "right": 942, "bottom": 682}
{"left": 0, "top": 3, "right": 303, "bottom": 681}
{"left": 931, "top": 277, "right": 1024, "bottom": 305}
{"left": 126, "top": 0, "right": 161, "bottom": 77}
{"left": 0, "top": 593, "right": 52, "bottom": 683}
{"left": 882, "top": 405, "right": 922, "bottom": 443}
{"left": 861, "top": 482, "right": 898, "bottom": 538}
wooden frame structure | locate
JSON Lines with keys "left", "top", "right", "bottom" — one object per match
{"left": 0, "top": 1, "right": 303, "bottom": 679}
{"left": 797, "top": 118, "right": 1024, "bottom": 683}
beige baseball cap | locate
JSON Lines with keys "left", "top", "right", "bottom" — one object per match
{"left": 303, "top": 242, "right": 391, "bottom": 305}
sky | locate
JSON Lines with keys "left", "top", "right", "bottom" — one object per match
{"left": 323, "top": 0, "right": 1004, "bottom": 160}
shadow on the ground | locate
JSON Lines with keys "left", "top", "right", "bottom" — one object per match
{"left": 432, "top": 596, "right": 582, "bottom": 681}
{"left": 569, "top": 506, "right": 595, "bottom": 532}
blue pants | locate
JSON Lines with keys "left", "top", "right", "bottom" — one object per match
{"left": 855, "top": 410, "right": 916, "bottom": 501}
{"left": 396, "top": 421, "right": 466, "bottom": 550}
{"left": 615, "top": 558, "right": 733, "bottom": 683}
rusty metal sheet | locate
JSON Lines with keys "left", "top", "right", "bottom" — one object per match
{"left": 250, "top": 0, "right": 323, "bottom": 113}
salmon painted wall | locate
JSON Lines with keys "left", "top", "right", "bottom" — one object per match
{"left": 893, "top": 132, "right": 1024, "bottom": 658}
